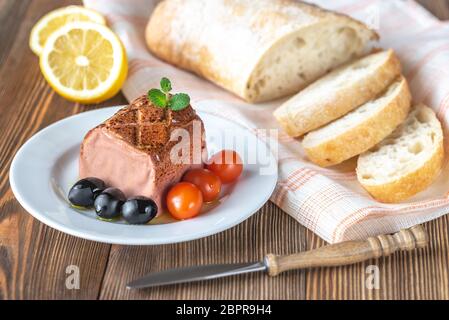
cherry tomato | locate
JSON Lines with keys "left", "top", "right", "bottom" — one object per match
{"left": 206, "top": 150, "right": 243, "bottom": 184}
{"left": 183, "top": 168, "right": 222, "bottom": 202}
{"left": 166, "top": 182, "right": 203, "bottom": 220}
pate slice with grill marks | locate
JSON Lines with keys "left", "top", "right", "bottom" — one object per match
{"left": 79, "top": 95, "right": 207, "bottom": 212}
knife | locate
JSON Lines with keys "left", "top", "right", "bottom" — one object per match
{"left": 127, "top": 225, "right": 428, "bottom": 289}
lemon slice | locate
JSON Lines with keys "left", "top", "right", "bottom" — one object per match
{"left": 40, "top": 22, "right": 128, "bottom": 104}
{"left": 30, "top": 5, "right": 106, "bottom": 56}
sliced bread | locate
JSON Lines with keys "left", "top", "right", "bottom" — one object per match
{"left": 303, "top": 76, "right": 411, "bottom": 167}
{"left": 274, "top": 49, "right": 401, "bottom": 137}
{"left": 357, "top": 104, "right": 444, "bottom": 203}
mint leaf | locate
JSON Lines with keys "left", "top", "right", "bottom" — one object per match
{"left": 169, "top": 93, "right": 190, "bottom": 111}
{"left": 160, "top": 77, "right": 172, "bottom": 93}
{"left": 148, "top": 89, "right": 167, "bottom": 108}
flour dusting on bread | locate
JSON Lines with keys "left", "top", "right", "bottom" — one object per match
{"left": 146, "top": 0, "right": 377, "bottom": 103}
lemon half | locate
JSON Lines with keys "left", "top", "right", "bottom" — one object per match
{"left": 39, "top": 21, "right": 128, "bottom": 104}
{"left": 30, "top": 5, "right": 106, "bottom": 56}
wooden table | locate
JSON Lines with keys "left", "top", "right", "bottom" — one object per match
{"left": 1, "top": 0, "right": 449, "bottom": 300}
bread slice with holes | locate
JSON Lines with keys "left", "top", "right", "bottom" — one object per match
{"left": 274, "top": 49, "right": 402, "bottom": 137}
{"left": 302, "top": 76, "right": 411, "bottom": 167}
{"left": 146, "top": 0, "right": 378, "bottom": 103}
{"left": 357, "top": 105, "right": 444, "bottom": 203}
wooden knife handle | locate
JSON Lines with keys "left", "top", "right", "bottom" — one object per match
{"left": 265, "top": 225, "right": 428, "bottom": 276}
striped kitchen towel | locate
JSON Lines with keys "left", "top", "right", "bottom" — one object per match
{"left": 84, "top": 0, "right": 449, "bottom": 243}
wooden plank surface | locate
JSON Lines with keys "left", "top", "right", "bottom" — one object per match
{"left": 0, "top": 0, "right": 448, "bottom": 300}
{"left": 0, "top": 0, "right": 121, "bottom": 299}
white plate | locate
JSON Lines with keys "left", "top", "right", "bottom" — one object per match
{"left": 10, "top": 107, "right": 277, "bottom": 245}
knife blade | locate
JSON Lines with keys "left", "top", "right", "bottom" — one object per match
{"left": 127, "top": 225, "right": 428, "bottom": 289}
{"left": 127, "top": 261, "right": 267, "bottom": 289}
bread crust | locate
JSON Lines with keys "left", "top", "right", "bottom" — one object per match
{"left": 357, "top": 142, "right": 444, "bottom": 203}
{"left": 146, "top": 0, "right": 377, "bottom": 103}
{"left": 273, "top": 49, "right": 402, "bottom": 137}
{"left": 303, "top": 76, "right": 411, "bottom": 167}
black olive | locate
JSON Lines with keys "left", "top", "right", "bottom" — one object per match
{"left": 94, "top": 188, "right": 126, "bottom": 220}
{"left": 68, "top": 177, "right": 106, "bottom": 207}
{"left": 122, "top": 196, "right": 158, "bottom": 225}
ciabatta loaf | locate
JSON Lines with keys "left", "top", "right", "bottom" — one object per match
{"left": 274, "top": 50, "right": 401, "bottom": 137}
{"left": 303, "top": 76, "right": 411, "bottom": 167}
{"left": 357, "top": 105, "right": 444, "bottom": 203}
{"left": 146, "top": 0, "right": 378, "bottom": 103}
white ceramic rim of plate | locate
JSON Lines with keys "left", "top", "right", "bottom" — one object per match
{"left": 10, "top": 106, "right": 278, "bottom": 245}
